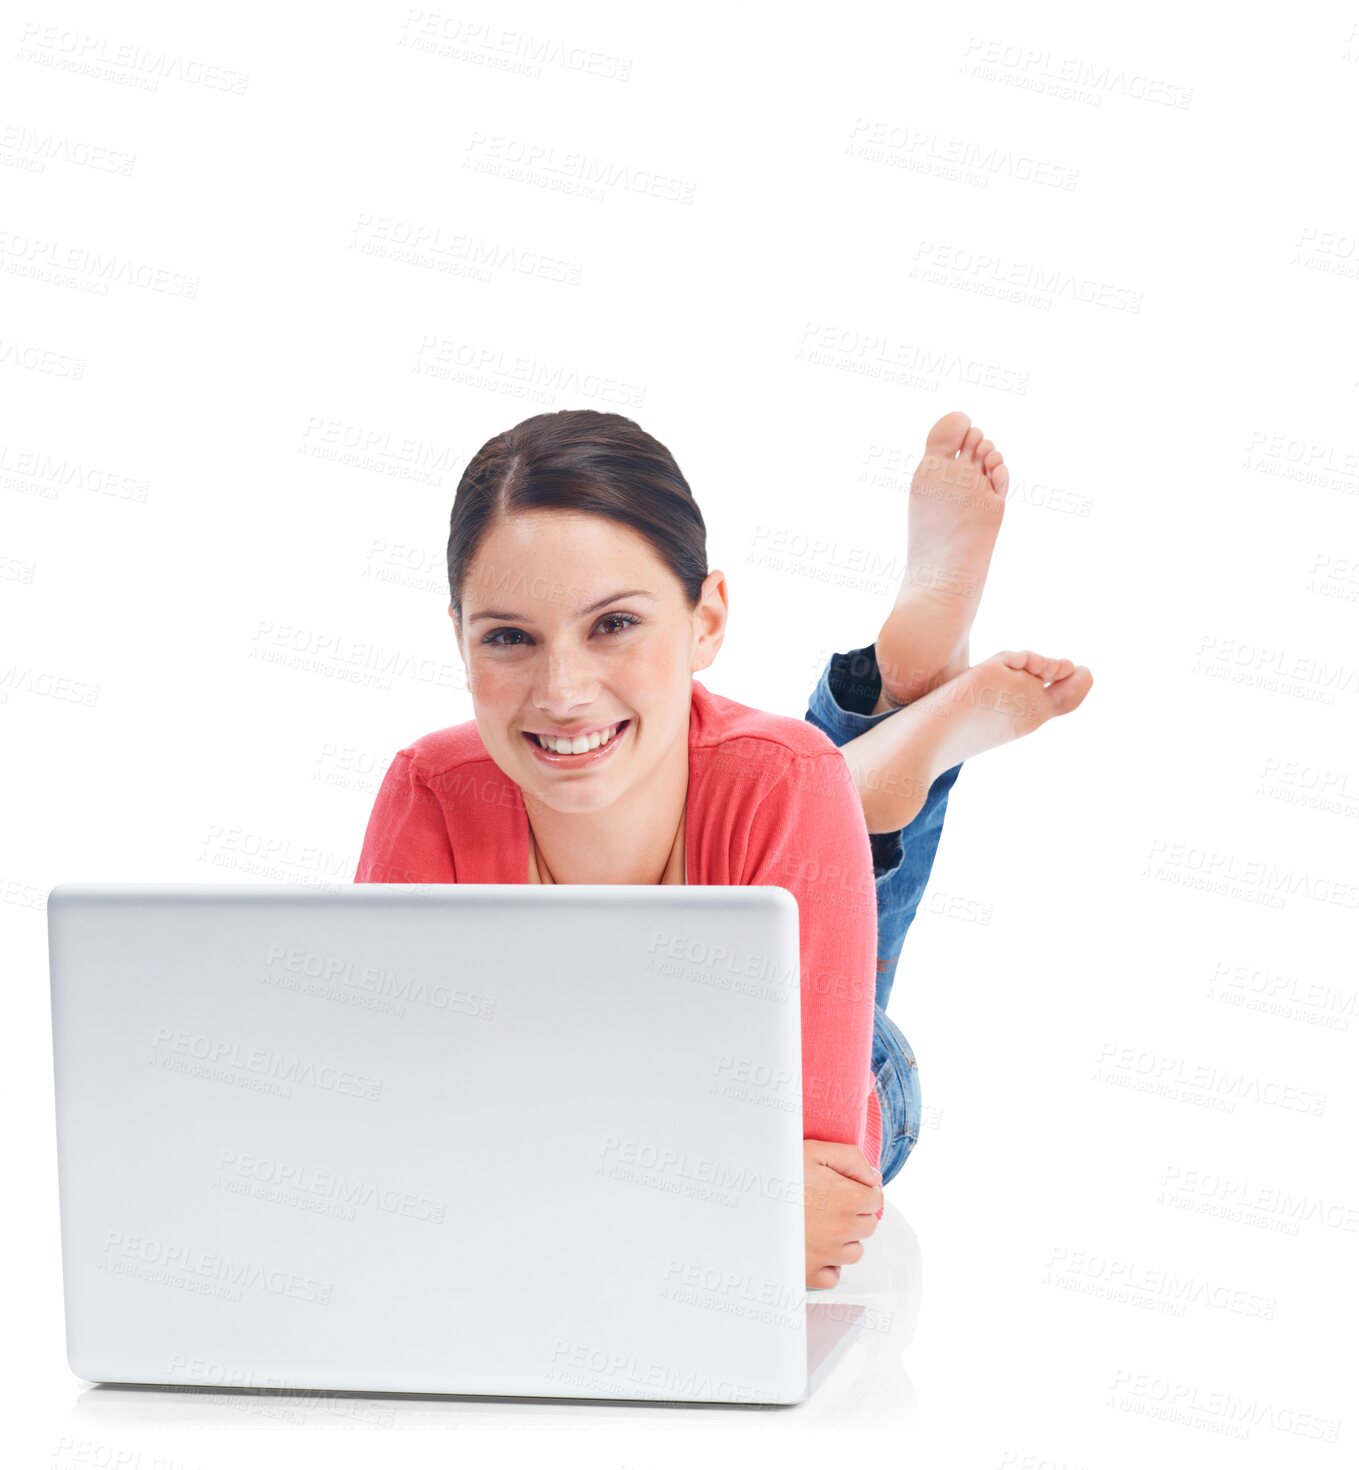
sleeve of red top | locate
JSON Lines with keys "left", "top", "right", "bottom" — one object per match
{"left": 353, "top": 749, "right": 457, "bottom": 885}
{"left": 741, "top": 748, "right": 884, "bottom": 1217}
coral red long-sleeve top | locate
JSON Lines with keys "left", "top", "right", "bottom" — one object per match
{"left": 353, "top": 676, "right": 883, "bottom": 1183}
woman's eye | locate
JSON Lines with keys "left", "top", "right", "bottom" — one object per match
{"left": 481, "top": 613, "right": 640, "bottom": 648}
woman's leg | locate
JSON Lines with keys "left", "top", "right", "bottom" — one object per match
{"left": 810, "top": 410, "right": 1004, "bottom": 996}
{"left": 805, "top": 641, "right": 961, "bottom": 1012}
{"left": 800, "top": 415, "right": 1093, "bottom": 1183}
{"left": 806, "top": 640, "right": 951, "bottom": 1187}
{"left": 872, "top": 1005, "right": 920, "bottom": 1185}
{"left": 807, "top": 641, "right": 1093, "bottom": 1184}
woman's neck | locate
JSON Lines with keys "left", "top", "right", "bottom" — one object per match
{"left": 527, "top": 748, "right": 689, "bottom": 886}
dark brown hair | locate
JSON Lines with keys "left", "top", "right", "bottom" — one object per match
{"left": 447, "top": 409, "right": 709, "bottom": 626}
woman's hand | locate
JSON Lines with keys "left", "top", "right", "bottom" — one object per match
{"left": 803, "top": 1139, "right": 883, "bottom": 1289}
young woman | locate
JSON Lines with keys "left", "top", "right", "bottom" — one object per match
{"left": 355, "top": 407, "right": 1092, "bottom": 1290}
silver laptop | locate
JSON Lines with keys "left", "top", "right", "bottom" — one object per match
{"left": 46, "top": 882, "right": 865, "bottom": 1405}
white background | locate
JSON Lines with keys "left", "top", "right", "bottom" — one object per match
{"left": 4, "top": 1, "right": 1358, "bottom": 1464}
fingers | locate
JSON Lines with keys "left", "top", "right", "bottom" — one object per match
{"left": 805, "top": 1152, "right": 885, "bottom": 1222}
{"left": 807, "top": 1234, "right": 869, "bottom": 1286}
{"left": 806, "top": 1172, "right": 883, "bottom": 1227}
{"left": 818, "top": 1162, "right": 885, "bottom": 1216}
{"left": 805, "top": 1139, "right": 880, "bottom": 1189}
{"left": 804, "top": 1139, "right": 885, "bottom": 1287}
{"left": 858, "top": 1184, "right": 885, "bottom": 1217}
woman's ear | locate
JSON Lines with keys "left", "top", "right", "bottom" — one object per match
{"left": 691, "top": 568, "right": 729, "bottom": 673}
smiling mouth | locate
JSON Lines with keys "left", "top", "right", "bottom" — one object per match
{"left": 524, "top": 719, "right": 631, "bottom": 755}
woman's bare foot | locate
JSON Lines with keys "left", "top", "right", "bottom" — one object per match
{"left": 842, "top": 651, "right": 1093, "bottom": 833}
{"left": 871, "top": 411, "right": 1010, "bottom": 715}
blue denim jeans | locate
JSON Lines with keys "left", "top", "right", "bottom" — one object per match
{"left": 804, "top": 643, "right": 963, "bottom": 1184}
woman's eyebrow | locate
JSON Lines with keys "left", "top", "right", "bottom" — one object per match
{"left": 467, "top": 588, "right": 655, "bottom": 624}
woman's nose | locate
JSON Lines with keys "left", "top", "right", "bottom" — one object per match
{"left": 533, "top": 648, "right": 598, "bottom": 707}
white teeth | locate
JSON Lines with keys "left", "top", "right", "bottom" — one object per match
{"left": 532, "top": 723, "right": 622, "bottom": 755}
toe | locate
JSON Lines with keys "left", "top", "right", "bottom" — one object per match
{"left": 976, "top": 438, "right": 994, "bottom": 465}
{"left": 983, "top": 448, "right": 1003, "bottom": 472}
{"left": 1047, "top": 665, "right": 1094, "bottom": 715}
{"left": 991, "top": 462, "right": 1009, "bottom": 497}
{"left": 962, "top": 426, "right": 984, "bottom": 458}
{"left": 925, "top": 411, "right": 971, "bottom": 458}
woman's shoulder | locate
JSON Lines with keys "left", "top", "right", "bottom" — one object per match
{"left": 688, "top": 678, "right": 866, "bottom": 888}
{"left": 691, "top": 676, "right": 840, "bottom": 762}
{"left": 689, "top": 677, "right": 844, "bottom": 797}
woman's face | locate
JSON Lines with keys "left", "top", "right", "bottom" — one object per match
{"left": 451, "top": 511, "right": 727, "bottom": 814}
